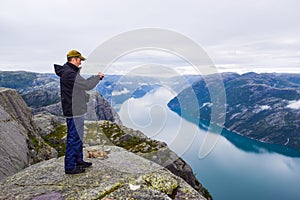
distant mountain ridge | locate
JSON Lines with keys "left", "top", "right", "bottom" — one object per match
{"left": 0, "top": 71, "right": 121, "bottom": 124}
{"left": 0, "top": 71, "right": 60, "bottom": 108}
{"left": 2, "top": 70, "right": 299, "bottom": 151}
{"left": 0, "top": 70, "right": 199, "bottom": 111}
{"left": 168, "top": 72, "right": 300, "bottom": 150}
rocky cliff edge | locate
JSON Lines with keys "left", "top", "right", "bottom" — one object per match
{"left": 0, "top": 145, "right": 206, "bottom": 200}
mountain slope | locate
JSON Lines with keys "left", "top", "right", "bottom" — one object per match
{"left": 0, "top": 71, "right": 60, "bottom": 108}
{"left": 168, "top": 72, "right": 300, "bottom": 150}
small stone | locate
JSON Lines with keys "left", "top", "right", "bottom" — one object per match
{"left": 129, "top": 183, "right": 140, "bottom": 191}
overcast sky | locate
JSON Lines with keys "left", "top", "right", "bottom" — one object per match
{"left": 0, "top": 0, "right": 299, "bottom": 74}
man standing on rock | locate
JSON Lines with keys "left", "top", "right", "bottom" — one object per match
{"left": 54, "top": 50, "right": 104, "bottom": 174}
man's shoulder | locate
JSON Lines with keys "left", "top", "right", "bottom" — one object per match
{"left": 60, "top": 64, "right": 76, "bottom": 78}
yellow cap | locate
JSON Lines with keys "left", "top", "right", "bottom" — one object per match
{"left": 67, "top": 50, "right": 86, "bottom": 61}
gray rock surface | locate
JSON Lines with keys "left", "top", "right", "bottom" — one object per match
{"left": 33, "top": 102, "right": 63, "bottom": 117}
{"left": 33, "top": 113, "right": 65, "bottom": 137}
{"left": 0, "top": 105, "right": 29, "bottom": 180}
{"left": 0, "top": 145, "right": 206, "bottom": 200}
{"left": 85, "top": 90, "right": 122, "bottom": 125}
{"left": 0, "top": 88, "right": 57, "bottom": 180}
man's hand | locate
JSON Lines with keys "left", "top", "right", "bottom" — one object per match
{"left": 97, "top": 72, "right": 104, "bottom": 79}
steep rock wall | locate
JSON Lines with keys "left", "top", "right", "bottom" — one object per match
{"left": 0, "top": 88, "right": 57, "bottom": 180}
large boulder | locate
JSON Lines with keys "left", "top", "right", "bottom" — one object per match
{"left": 0, "top": 145, "right": 206, "bottom": 200}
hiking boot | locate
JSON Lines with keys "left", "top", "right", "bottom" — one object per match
{"left": 77, "top": 161, "right": 92, "bottom": 168}
{"left": 65, "top": 166, "right": 85, "bottom": 174}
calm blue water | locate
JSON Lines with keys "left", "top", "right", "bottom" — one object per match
{"left": 117, "top": 87, "right": 300, "bottom": 200}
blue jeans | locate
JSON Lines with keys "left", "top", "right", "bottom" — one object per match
{"left": 65, "top": 116, "right": 84, "bottom": 171}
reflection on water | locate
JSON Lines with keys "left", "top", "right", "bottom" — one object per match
{"left": 118, "top": 87, "right": 300, "bottom": 200}
{"left": 220, "top": 127, "right": 300, "bottom": 158}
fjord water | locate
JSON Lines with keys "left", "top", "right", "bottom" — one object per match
{"left": 117, "top": 87, "right": 300, "bottom": 200}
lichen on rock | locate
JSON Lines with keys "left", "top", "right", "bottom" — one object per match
{"left": 143, "top": 172, "right": 179, "bottom": 195}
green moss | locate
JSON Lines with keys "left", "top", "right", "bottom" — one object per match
{"left": 99, "top": 121, "right": 160, "bottom": 154}
{"left": 100, "top": 121, "right": 120, "bottom": 138}
{"left": 47, "top": 124, "right": 67, "bottom": 140}
{"left": 84, "top": 122, "right": 115, "bottom": 147}
{"left": 31, "top": 137, "right": 39, "bottom": 146}
{"left": 84, "top": 123, "right": 100, "bottom": 139}
{"left": 118, "top": 135, "right": 141, "bottom": 150}
{"left": 28, "top": 135, "right": 40, "bottom": 154}
{"left": 95, "top": 182, "right": 123, "bottom": 199}
{"left": 43, "top": 124, "right": 67, "bottom": 157}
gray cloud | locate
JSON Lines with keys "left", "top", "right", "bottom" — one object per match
{"left": 0, "top": 0, "right": 299, "bottom": 73}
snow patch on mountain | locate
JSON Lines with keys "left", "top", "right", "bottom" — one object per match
{"left": 112, "top": 88, "right": 130, "bottom": 96}
{"left": 287, "top": 100, "right": 300, "bottom": 109}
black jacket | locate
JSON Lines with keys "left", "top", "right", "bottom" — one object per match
{"left": 54, "top": 62, "right": 101, "bottom": 117}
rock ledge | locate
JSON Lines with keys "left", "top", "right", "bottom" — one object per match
{"left": 0, "top": 145, "right": 205, "bottom": 200}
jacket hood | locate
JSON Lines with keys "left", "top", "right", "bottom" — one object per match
{"left": 54, "top": 64, "right": 63, "bottom": 77}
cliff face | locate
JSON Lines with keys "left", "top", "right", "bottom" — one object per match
{"left": 0, "top": 145, "right": 206, "bottom": 200}
{"left": 0, "top": 88, "right": 57, "bottom": 179}
{"left": 0, "top": 104, "right": 29, "bottom": 180}
{"left": 85, "top": 90, "right": 122, "bottom": 124}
